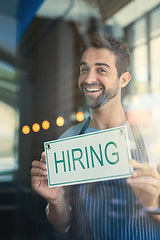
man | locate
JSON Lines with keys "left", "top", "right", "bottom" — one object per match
{"left": 31, "top": 32, "right": 160, "bottom": 239}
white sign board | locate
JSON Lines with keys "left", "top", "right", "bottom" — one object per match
{"left": 44, "top": 125, "right": 132, "bottom": 187}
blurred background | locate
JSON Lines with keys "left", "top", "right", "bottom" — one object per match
{"left": 0, "top": 0, "right": 160, "bottom": 239}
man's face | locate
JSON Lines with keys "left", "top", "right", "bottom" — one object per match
{"left": 78, "top": 47, "right": 120, "bottom": 109}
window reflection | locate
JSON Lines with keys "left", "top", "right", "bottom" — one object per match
{"left": 0, "top": 60, "right": 18, "bottom": 176}
{"left": 132, "top": 44, "right": 148, "bottom": 94}
{"left": 0, "top": 101, "right": 18, "bottom": 173}
{"left": 150, "top": 37, "right": 160, "bottom": 93}
{"left": 150, "top": 6, "right": 160, "bottom": 37}
{"left": 128, "top": 17, "right": 147, "bottom": 47}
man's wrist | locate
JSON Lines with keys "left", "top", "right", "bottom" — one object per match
{"left": 145, "top": 197, "right": 160, "bottom": 215}
{"left": 147, "top": 208, "right": 160, "bottom": 215}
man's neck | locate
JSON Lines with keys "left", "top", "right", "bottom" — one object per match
{"left": 89, "top": 102, "right": 127, "bottom": 130}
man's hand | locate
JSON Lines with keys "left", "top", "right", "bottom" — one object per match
{"left": 31, "top": 151, "right": 71, "bottom": 232}
{"left": 31, "top": 151, "right": 65, "bottom": 203}
{"left": 127, "top": 159, "right": 160, "bottom": 211}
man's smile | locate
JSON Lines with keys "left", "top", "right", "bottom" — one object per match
{"left": 84, "top": 87, "right": 103, "bottom": 93}
{"left": 81, "top": 82, "right": 104, "bottom": 95}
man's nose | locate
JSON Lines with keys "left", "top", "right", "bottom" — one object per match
{"left": 84, "top": 71, "right": 97, "bottom": 84}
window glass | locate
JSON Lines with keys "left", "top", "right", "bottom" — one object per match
{"left": 0, "top": 61, "right": 18, "bottom": 176}
{"left": 0, "top": 101, "right": 18, "bottom": 173}
{"left": 128, "top": 17, "right": 147, "bottom": 47}
{"left": 150, "top": 36, "right": 160, "bottom": 93}
{"left": 132, "top": 44, "right": 148, "bottom": 94}
{"left": 150, "top": 6, "right": 160, "bottom": 37}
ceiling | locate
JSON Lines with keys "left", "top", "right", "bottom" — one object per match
{"left": 0, "top": 0, "right": 160, "bottom": 59}
{"left": 36, "top": 0, "right": 160, "bottom": 27}
{"left": 36, "top": 0, "right": 100, "bottom": 22}
{"left": 36, "top": 0, "right": 132, "bottom": 22}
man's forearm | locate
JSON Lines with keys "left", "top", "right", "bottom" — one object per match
{"left": 46, "top": 198, "right": 71, "bottom": 233}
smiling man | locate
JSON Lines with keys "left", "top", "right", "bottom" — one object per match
{"left": 31, "top": 32, "right": 160, "bottom": 240}
{"left": 79, "top": 49, "right": 120, "bottom": 109}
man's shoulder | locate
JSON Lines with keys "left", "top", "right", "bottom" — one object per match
{"left": 59, "top": 118, "right": 89, "bottom": 139}
{"left": 127, "top": 110, "right": 160, "bottom": 133}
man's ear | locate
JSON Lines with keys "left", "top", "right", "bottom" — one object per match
{"left": 119, "top": 72, "right": 131, "bottom": 88}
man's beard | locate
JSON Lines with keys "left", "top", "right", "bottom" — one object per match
{"left": 81, "top": 82, "right": 119, "bottom": 109}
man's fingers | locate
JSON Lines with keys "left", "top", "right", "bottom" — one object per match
{"left": 128, "top": 160, "right": 160, "bottom": 210}
{"left": 127, "top": 182, "right": 156, "bottom": 193}
{"left": 31, "top": 179, "right": 41, "bottom": 190}
{"left": 32, "top": 175, "right": 48, "bottom": 182}
{"left": 127, "top": 175, "right": 158, "bottom": 187}
{"left": 31, "top": 177, "right": 47, "bottom": 191}
{"left": 32, "top": 160, "right": 47, "bottom": 170}
{"left": 41, "top": 151, "right": 46, "bottom": 163}
{"left": 130, "top": 159, "right": 160, "bottom": 179}
{"left": 31, "top": 165, "right": 47, "bottom": 177}
{"left": 130, "top": 159, "right": 148, "bottom": 169}
{"left": 132, "top": 167, "right": 158, "bottom": 178}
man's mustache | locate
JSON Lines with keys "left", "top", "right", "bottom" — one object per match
{"left": 81, "top": 82, "right": 104, "bottom": 89}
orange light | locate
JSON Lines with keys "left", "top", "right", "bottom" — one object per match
{"left": 42, "top": 120, "right": 50, "bottom": 130}
{"left": 22, "top": 125, "right": 30, "bottom": 135}
{"left": 32, "top": 123, "right": 40, "bottom": 132}
{"left": 56, "top": 116, "right": 64, "bottom": 127}
{"left": 76, "top": 111, "right": 84, "bottom": 122}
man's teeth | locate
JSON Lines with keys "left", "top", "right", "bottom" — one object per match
{"left": 86, "top": 88, "right": 101, "bottom": 92}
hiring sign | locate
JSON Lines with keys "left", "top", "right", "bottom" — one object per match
{"left": 44, "top": 125, "right": 132, "bottom": 187}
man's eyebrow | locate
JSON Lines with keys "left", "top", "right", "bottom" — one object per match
{"left": 80, "top": 62, "right": 111, "bottom": 69}
{"left": 80, "top": 62, "right": 87, "bottom": 67}
{"left": 95, "top": 63, "right": 111, "bottom": 69}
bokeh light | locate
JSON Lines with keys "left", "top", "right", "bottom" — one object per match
{"left": 42, "top": 120, "right": 50, "bottom": 130}
{"left": 22, "top": 125, "right": 30, "bottom": 134}
{"left": 32, "top": 123, "right": 40, "bottom": 132}
{"left": 56, "top": 116, "right": 64, "bottom": 126}
{"left": 76, "top": 111, "right": 84, "bottom": 122}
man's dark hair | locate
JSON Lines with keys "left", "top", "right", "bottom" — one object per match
{"left": 80, "top": 32, "right": 131, "bottom": 78}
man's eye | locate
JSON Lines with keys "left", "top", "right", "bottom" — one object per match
{"left": 98, "top": 68, "right": 106, "bottom": 73}
{"left": 80, "top": 68, "right": 88, "bottom": 73}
